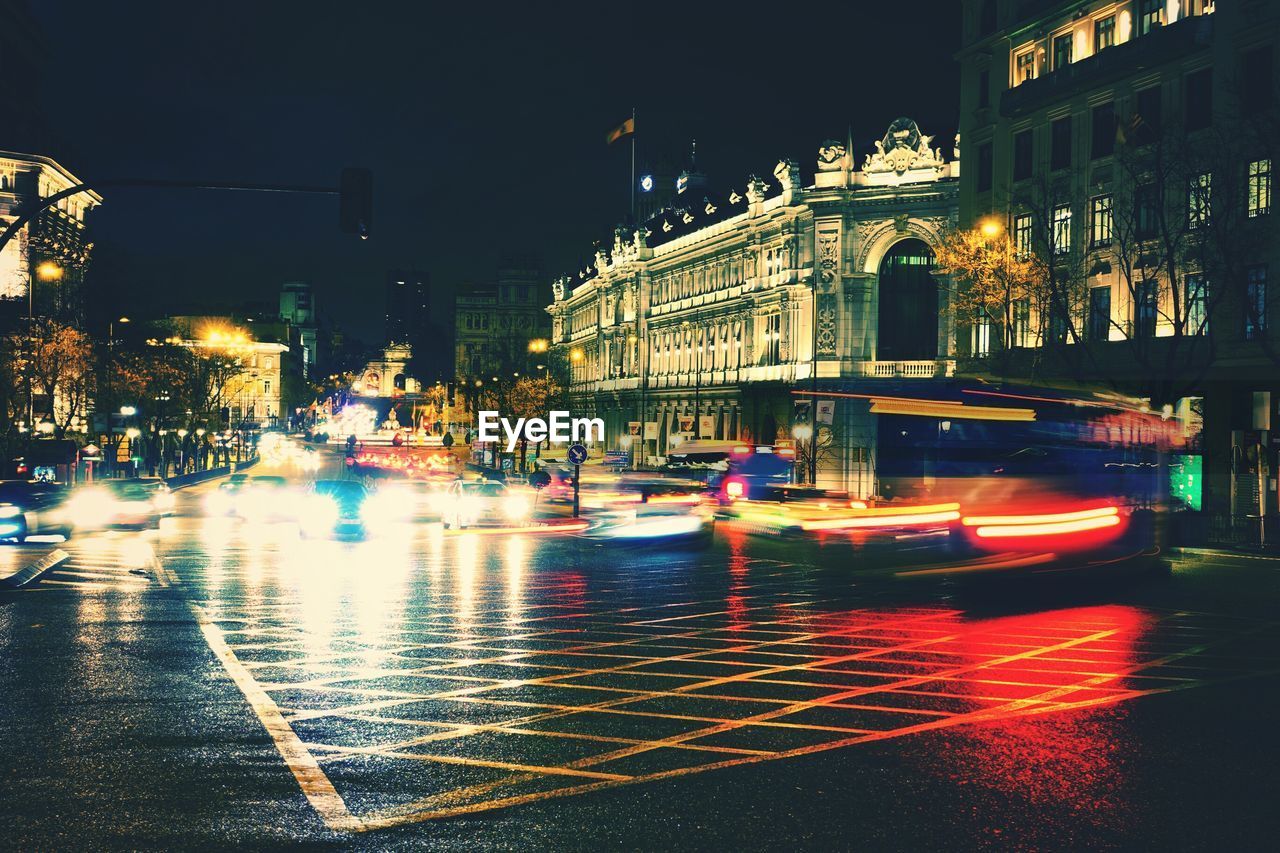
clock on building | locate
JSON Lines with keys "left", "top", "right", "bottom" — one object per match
{"left": 639, "top": 174, "right": 654, "bottom": 193}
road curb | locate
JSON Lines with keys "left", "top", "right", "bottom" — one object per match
{"left": 0, "top": 547, "right": 71, "bottom": 590}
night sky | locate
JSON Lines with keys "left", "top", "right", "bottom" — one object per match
{"left": 31, "top": 1, "right": 960, "bottom": 343}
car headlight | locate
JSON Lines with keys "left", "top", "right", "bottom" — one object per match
{"left": 302, "top": 495, "right": 339, "bottom": 528}
{"left": 0, "top": 505, "right": 20, "bottom": 519}
{"left": 503, "top": 495, "right": 531, "bottom": 520}
{"left": 205, "top": 491, "right": 232, "bottom": 516}
{"left": 68, "top": 490, "right": 120, "bottom": 527}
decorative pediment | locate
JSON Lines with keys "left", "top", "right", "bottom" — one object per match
{"left": 862, "top": 117, "right": 945, "bottom": 176}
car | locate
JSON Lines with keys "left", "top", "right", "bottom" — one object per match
{"left": 68, "top": 479, "right": 165, "bottom": 530}
{"left": 232, "top": 475, "right": 296, "bottom": 522}
{"left": 300, "top": 479, "right": 369, "bottom": 537}
{"left": 137, "top": 479, "right": 176, "bottom": 516}
{"left": 0, "top": 480, "right": 75, "bottom": 542}
{"left": 441, "top": 479, "right": 531, "bottom": 529}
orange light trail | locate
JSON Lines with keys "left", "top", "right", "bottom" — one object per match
{"left": 962, "top": 506, "right": 1119, "bottom": 527}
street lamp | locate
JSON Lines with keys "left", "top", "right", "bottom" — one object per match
{"left": 792, "top": 423, "right": 815, "bottom": 484}
{"left": 120, "top": 405, "right": 137, "bottom": 416}
{"left": 979, "top": 217, "right": 1003, "bottom": 240}
{"left": 36, "top": 261, "right": 63, "bottom": 281}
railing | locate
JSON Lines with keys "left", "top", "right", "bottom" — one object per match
{"left": 857, "top": 359, "right": 955, "bottom": 378}
{"left": 1000, "top": 15, "right": 1213, "bottom": 118}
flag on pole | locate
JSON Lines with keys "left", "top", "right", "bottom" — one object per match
{"left": 606, "top": 116, "right": 635, "bottom": 145}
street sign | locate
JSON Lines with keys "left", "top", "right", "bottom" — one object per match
{"left": 567, "top": 443, "right": 588, "bottom": 465}
{"left": 501, "top": 456, "right": 514, "bottom": 471}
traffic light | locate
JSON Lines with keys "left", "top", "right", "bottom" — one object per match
{"left": 339, "top": 168, "right": 373, "bottom": 239}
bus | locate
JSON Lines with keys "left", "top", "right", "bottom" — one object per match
{"left": 866, "top": 382, "right": 1175, "bottom": 570}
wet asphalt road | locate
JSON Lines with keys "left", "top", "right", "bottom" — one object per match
{"left": 2, "top": 465, "right": 1279, "bottom": 850}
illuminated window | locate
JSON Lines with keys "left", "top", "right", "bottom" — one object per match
{"left": 1012, "top": 298, "right": 1032, "bottom": 347}
{"left": 1246, "top": 266, "right": 1267, "bottom": 339}
{"left": 1185, "top": 274, "right": 1208, "bottom": 335}
{"left": 1188, "top": 173, "right": 1212, "bottom": 229}
{"left": 1015, "top": 50, "right": 1036, "bottom": 84}
{"left": 971, "top": 316, "right": 992, "bottom": 356}
{"left": 1248, "top": 159, "right": 1271, "bottom": 218}
{"left": 1090, "top": 194, "right": 1113, "bottom": 247}
{"left": 1053, "top": 33, "right": 1073, "bottom": 70}
{"left": 1139, "top": 0, "right": 1162, "bottom": 35}
{"left": 1013, "top": 212, "right": 1033, "bottom": 258}
{"left": 1052, "top": 204, "right": 1072, "bottom": 255}
{"left": 763, "top": 313, "right": 781, "bottom": 365}
{"left": 1095, "top": 15, "right": 1116, "bottom": 52}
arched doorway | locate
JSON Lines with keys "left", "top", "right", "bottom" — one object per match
{"left": 877, "top": 238, "right": 937, "bottom": 361}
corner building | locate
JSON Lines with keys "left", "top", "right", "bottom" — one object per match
{"left": 547, "top": 120, "right": 959, "bottom": 494}
{"left": 956, "top": 0, "right": 1280, "bottom": 542}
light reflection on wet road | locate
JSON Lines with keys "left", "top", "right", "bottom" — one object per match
{"left": 4, "top": 476, "right": 1280, "bottom": 848}
{"left": 148, "top": 504, "right": 1280, "bottom": 833}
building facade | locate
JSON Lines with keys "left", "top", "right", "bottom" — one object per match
{"left": 0, "top": 151, "right": 101, "bottom": 326}
{"left": 454, "top": 260, "right": 550, "bottom": 382}
{"left": 956, "top": 0, "right": 1280, "bottom": 540}
{"left": 547, "top": 120, "right": 960, "bottom": 494}
{"left": 279, "top": 281, "right": 318, "bottom": 378}
{"left": 162, "top": 317, "right": 292, "bottom": 428}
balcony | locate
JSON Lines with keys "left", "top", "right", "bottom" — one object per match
{"left": 857, "top": 359, "right": 956, "bottom": 379}
{"left": 1000, "top": 15, "right": 1214, "bottom": 119}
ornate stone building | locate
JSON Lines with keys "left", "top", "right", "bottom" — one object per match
{"left": 547, "top": 119, "right": 960, "bottom": 493}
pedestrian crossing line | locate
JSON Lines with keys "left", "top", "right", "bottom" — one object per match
{"left": 191, "top": 602, "right": 364, "bottom": 833}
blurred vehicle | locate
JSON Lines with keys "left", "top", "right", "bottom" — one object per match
{"left": 232, "top": 475, "right": 295, "bottom": 522}
{"left": 582, "top": 502, "right": 712, "bottom": 544}
{"left": 442, "top": 479, "right": 530, "bottom": 529}
{"left": 137, "top": 479, "right": 176, "bottom": 516}
{"left": 68, "top": 480, "right": 165, "bottom": 530}
{"left": 204, "top": 478, "right": 245, "bottom": 517}
{"left": 361, "top": 478, "right": 444, "bottom": 525}
{"left": 664, "top": 441, "right": 794, "bottom": 502}
{"left": 300, "top": 479, "right": 369, "bottom": 537}
{"left": 0, "top": 480, "right": 74, "bottom": 542}
{"left": 843, "top": 381, "right": 1172, "bottom": 575}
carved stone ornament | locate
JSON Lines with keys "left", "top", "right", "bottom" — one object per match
{"left": 816, "top": 140, "right": 846, "bottom": 171}
{"left": 862, "top": 117, "right": 946, "bottom": 175}
{"left": 816, "top": 294, "right": 838, "bottom": 356}
{"left": 773, "top": 158, "right": 801, "bottom": 190}
{"left": 552, "top": 277, "right": 566, "bottom": 301}
{"left": 745, "top": 175, "right": 770, "bottom": 205}
{"left": 818, "top": 231, "right": 839, "bottom": 282}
